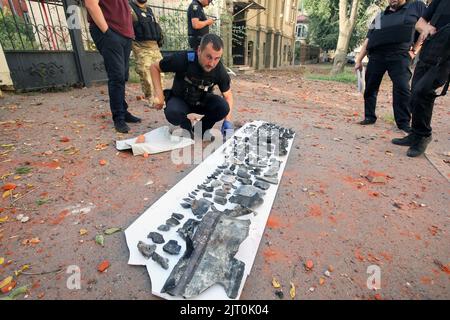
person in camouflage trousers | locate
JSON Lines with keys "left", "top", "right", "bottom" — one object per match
{"left": 129, "top": 0, "right": 164, "bottom": 105}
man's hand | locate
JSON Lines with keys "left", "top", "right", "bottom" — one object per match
{"left": 207, "top": 18, "right": 214, "bottom": 26}
{"left": 418, "top": 24, "right": 437, "bottom": 44}
{"left": 221, "top": 120, "right": 234, "bottom": 138}
{"left": 152, "top": 95, "right": 165, "bottom": 110}
{"left": 354, "top": 61, "right": 363, "bottom": 72}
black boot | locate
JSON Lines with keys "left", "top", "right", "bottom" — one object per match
{"left": 359, "top": 119, "right": 376, "bottom": 125}
{"left": 114, "top": 120, "right": 130, "bottom": 133}
{"left": 392, "top": 133, "right": 420, "bottom": 146}
{"left": 125, "top": 113, "right": 142, "bottom": 123}
{"left": 407, "top": 136, "right": 432, "bottom": 157}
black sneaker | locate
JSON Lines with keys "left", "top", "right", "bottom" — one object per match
{"left": 114, "top": 120, "right": 130, "bottom": 133}
{"left": 359, "top": 119, "right": 376, "bottom": 125}
{"left": 125, "top": 113, "right": 142, "bottom": 123}
{"left": 392, "top": 133, "right": 420, "bottom": 147}
{"left": 407, "top": 136, "right": 432, "bottom": 158}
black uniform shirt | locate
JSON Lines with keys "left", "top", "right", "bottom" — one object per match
{"left": 187, "top": 0, "right": 209, "bottom": 37}
{"left": 160, "top": 51, "right": 231, "bottom": 99}
{"left": 423, "top": 0, "right": 450, "bottom": 30}
{"left": 367, "top": 0, "right": 426, "bottom": 56}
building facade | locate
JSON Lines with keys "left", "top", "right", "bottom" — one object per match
{"left": 231, "top": 0, "right": 298, "bottom": 70}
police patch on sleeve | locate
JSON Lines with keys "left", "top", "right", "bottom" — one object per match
{"left": 193, "top": 4, "right": 198, "bottom": 11}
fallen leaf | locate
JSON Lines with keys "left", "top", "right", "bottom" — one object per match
{"left": 104, "top": 227, "right": 121, "bottom": 235}
{"left": 0, "top": 276, "right": 13, "bottom": 289}
{"left": 2, "top": 190, "right": 12, "bottom": 199}
{"left": 36, "top": 198, "right": 49, "bottom": 206}
{"left": 289, "top": 282, "right": 296, "bottom": 299}
{"left": 305, "top": 260, "right": 314, "bottom": 271}
{"left": 97, "top": 260, "right": 110, "bottom": 272}
{"left": 95, "top": 143, "right": 109, "bottom": 151}
{"left": 95, "top": 234, "right": 105, "bottom": 246}
{"left": 2, "top": 183, "right": 16, "bottom": 191}
{"left": 5, "top": 285, "right": 28, "bottom": 300}
{"left": 0, "top": 216, "right": 8, "bottom": 223}
{"left": 29, "top": 237, "right": 40, "bottom": 245}
{"left": 60, "top": 137, "right": 70, "bottom": 143}
{"left": 15, "top": 167, "right": 32, "bottom": 175}
{"left": 99, "top": 159, "right": 107, "bottom": 166}
{"left": 319, "top": 278, "right": 325, "bottom": 285}
{"left": 14, "top": 265, "right": 30, "bottom": 277}
{"left": 0, "top": 257, "right": 4, "bottom": 265}
{"left": 1, "top": 280, "right": 16, "bottom": 294}
{"left": 272, "top": 277, "right": 281, "bottom": 289}
{"left": 79, "top": 229, "right": 88, "bottom": 236}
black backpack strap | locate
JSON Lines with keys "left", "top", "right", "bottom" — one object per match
{"left": 430, "top": 0, "right": 450, "bottom": 26}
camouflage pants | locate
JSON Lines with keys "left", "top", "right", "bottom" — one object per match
{"left": 132, "top": 41, "right": 164, "bottom": 103}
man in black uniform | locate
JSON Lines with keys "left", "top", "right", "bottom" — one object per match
{"left": 392, "top": 0, "right": 450, "bottom": 157}
{"left": 150, "top": 34, "right": 233, "bottom": 139}
{"left": 187, "top": 0, "right": 215, "bottom": 50}
{"left": 355, "top": 0, "right": 426, "bottom": 133}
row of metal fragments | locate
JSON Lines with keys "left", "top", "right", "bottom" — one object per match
{"left": 136, "top": 122, "right": 295, "bottom": 299}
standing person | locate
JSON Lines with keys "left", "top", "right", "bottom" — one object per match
{"left": 392, "top": 0, "right": 450, "bottom": 157}
{"left": 150, "top": 34, "right": 234, "bottom": 139}
{"left": 85, "top": 0, "right": 140, "bottom": 134}
{"left": 129, "top": 0, "right": 165, "bottom": 106}
{"left": 355, "top": 0, "right": 426, "bottom": 133}
{"left": 187, "top": 0, "right": 215, "bottom": 51}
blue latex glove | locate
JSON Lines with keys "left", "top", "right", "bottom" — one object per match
{"left": 221, "top": 120, "right": 234, "bottom": 138}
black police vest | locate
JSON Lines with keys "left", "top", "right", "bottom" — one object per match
{"left": 129, "top": 1, "right": 162, "bottom": 42}
{"left": 367, "top": 4, "right": 416, "bottom": 51}
{"left": 182, "top": 52, "right": 215, "bottom": 106}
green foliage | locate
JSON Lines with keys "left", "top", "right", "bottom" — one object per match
{"left": 0, "top": 7, "right": 36, "bottom": 50}
{"left": 304, "top": 0, "right": 388, "bottom": 51}
{"left": 305, "top": 70, "right": 357, "bottom": 83}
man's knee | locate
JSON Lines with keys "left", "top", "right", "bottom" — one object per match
{"left": 164, "top": 104, "right": 186, "bottom": 125}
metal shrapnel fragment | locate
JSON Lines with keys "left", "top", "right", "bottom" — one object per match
{"left": 163, "top": 240, "right": 182, "bottom": 255}
{"left": 137, "top": 241, "right": 156, "bottom": 259}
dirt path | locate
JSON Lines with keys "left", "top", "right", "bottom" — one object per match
{"left": 0, "top": 66, "right": 448, "bottom": 300}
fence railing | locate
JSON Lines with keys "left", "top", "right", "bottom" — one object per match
{"left": 0, "top": 0, "right": 72, "bottom": 51}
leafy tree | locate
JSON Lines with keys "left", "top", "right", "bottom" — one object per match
{"left": 304, "top": 0, "right": 387, "bottom": 65}
{"left": 0, "top": 7, "right": 35, "bottom": 50}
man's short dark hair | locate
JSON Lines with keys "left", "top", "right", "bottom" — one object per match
{"left": 199, "top": 34, "right": 223, "bottom": 51}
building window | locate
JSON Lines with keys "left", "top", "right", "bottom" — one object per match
{"left": 296, "top": 23, "right": 308, "bottom": 39}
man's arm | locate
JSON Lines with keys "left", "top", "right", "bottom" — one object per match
{"left": 84, "top": 0, "right": 109, "bottom": 33}
{"left": 416, "top": 17, "right": 437, "bottom": 44}
{"left": 150, "top": 62, "right": 165, "bottom": 109}
{"left": 191, "top": 17, "right": 214, "bottom": 30}
{"left": 222, "top": 89, "right": 233, "bottom": 121}
{"left": 355, "top": 38, "right": 368, "bottom": 72}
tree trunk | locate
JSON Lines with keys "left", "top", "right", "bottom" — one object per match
{"left": 331, "top": 0, "right": 360, "bottom": 75}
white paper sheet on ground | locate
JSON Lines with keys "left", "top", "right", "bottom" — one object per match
{"left": 115, "top": 126, "right": 194, "bottom": 155}
{"left": 125, "top": 121, "right": 295, "bottom": 300}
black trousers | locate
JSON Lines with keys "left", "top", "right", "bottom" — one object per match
{"left": 164, "top": 94, "right": 230, "bottom": 135}
{"left": 90, "top": 26, "right": 132, "bottom": 122}
{"left": 188, "top": 36, "right": 202, "bottom": 51}
{"left": 411, "top": 60, "right": 450, "bottom": 137}
{"left": 364, "top": 53, "right": 412, "bottom": 129}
